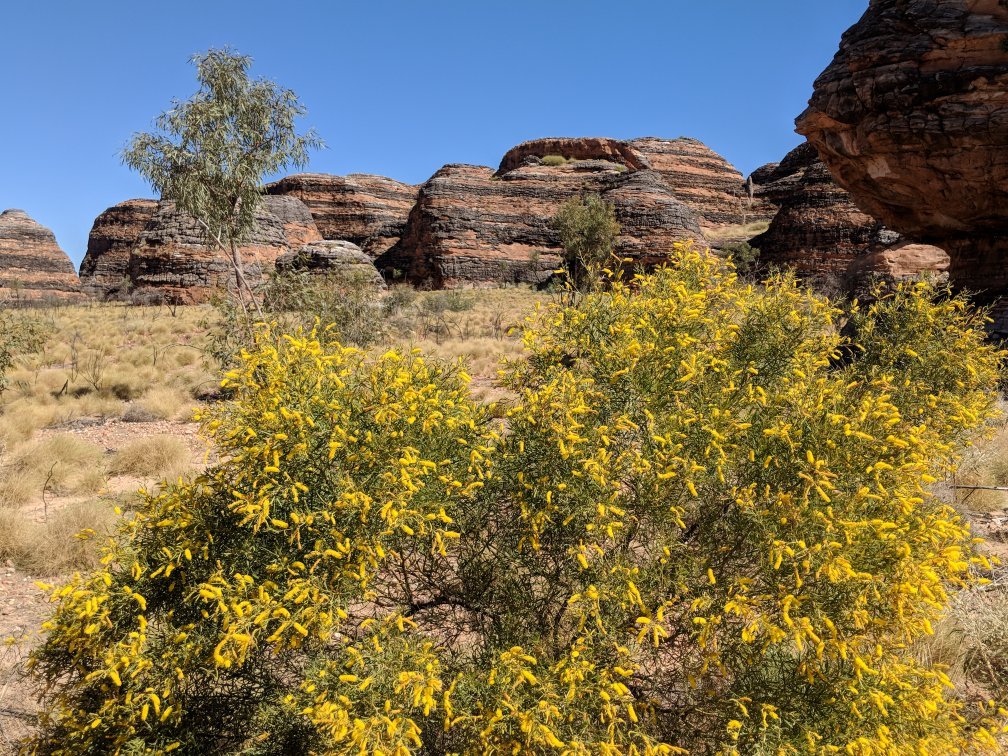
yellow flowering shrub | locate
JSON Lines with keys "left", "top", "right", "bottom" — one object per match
{"left": 24, "top": 245, "right": 1008, "bottom": 754}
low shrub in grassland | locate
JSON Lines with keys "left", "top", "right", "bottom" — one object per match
{"left": 22, "top": 246, "right": 1008, "bottom": 754}
{"left": 0, "top": 434, "right": 105, "bottom": 507}
{"left": 108, "top": 436, "right": 192, "bottom": 480}
{"left": 0, "top": 499, "right": 117, "bottom": 575}
{"left": 131, "top": 387, "right": 194, "bottom": 422}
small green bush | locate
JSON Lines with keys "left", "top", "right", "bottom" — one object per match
{"left": 206, "top": 270, "right": 386, "bottom": 369}
{"left": 382, "top": 285, "right": 418, "bottom": 317}
{"left": 0, "top": 312, "right": 46, "bottom": 396}
{"left": 541, "top": 154, "right": 572, "bottom": 167}
{"left": 419, "top": 290, "right": 475, "bottom": 316}
{"left": 718, "top": 241, "right": 760, "bottom": 278}
{"left": 552, "top": 192, "right": 621, "bottom": 290}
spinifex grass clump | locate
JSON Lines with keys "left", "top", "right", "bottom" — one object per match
{"left": 24, "top": 245, "right": 1008, "bottom": 754}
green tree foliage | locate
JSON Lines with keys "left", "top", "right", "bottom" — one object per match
{"left": 122, "top": 49, "right": 323, "bottom": 313}
{"left": 24, "top": 246, "right": 1008, "bottom": 754}
{"left": 552, "top": 193, "right": 621, "bottom": 289}
{"left": 718, "top": 241, "right": 760, "bottom": 279}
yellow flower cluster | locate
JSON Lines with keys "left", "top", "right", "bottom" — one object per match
{"left": 23, "top": 246, "right": 1007, "bottom": 754}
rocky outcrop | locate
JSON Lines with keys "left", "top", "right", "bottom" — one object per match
{"left": 81, "top": 196, "right": 322, "bottom": 303}
{"left": 381, "top": 152, "right": 703, "bottom": 287}
{"left": 80, "top": 199, "right": 158, "bottom": 298}
{"left": 748, "top": 144, "right": 821, "bottom": 209}
{"left": 0, "top": 209, "right": 85, "bottom": 305}
{"left": 751, "top": 144, "right": 948, "bottom": 289}
{"left": 77, "top": 136, "right": 801, "bottom": 296}
{"left": 264, "top": 174, "right": 416, "bottom": 258}
{"left": 497, "top": 138, "right": 650, "bottom": 174}
{"left": 263, "top": 195, "right": 323, "bottom": 248}
{"left": 276, "top": 240, "right": 385, "bottom": 290}
{"left": 127, "top": 200, "right": 295, "bottom": 304}
{"left": 796, "top": 0, "right": 1008, "bottom": 299}
{"left": 496, "top": 137, "right": 762, "bottom": 235}
{"left": 630, "top": 137, "right": 767, "bottom": 230}
{"left": 601, "top": 169, "right": 708, "bottom": 264}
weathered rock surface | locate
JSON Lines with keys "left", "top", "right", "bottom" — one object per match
{"left": 127, "top": 201, "right": 292, "bottom": 304}
{"left": 630, "top": 137, "right": 767, "bottom": 230}
{"left": 276, "top": 240, "right": 386, "bottom": 289}
{"left": 796, "top": 0, "right": 1008, "bottom": 298}
{"left": 79, "top": 199, "right": 158, "bottom": 298}
{"left": 497, "top": 137, "right": 650, "bottom": 174}
{"left": 381, "top": 152, "right": 704, "bottom": 287}
{"left": 0, "top": 209, "right": 85, "bottom": 304}
{"left": 751, "top": 144, "right": 948, "bottom": 289}
{"left": 263, "top": 195, "right": 324, "bottom": 249}
{"left": 748, "top": 144, "right": 821, "bottom": 210}
{"left": 81, "top": 196, "right": 321, "bottom": 303}
{"left": 265, "top": 173, "right": 416, "bottom": 258}
{"left": 77, "top": 136, "right": 794, "bottom": 296}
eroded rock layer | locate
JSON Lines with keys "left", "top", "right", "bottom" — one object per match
{"left": 82, "top": 196, "right": 321, "bottom": 303}
{"left": 497, "top": 138, "right": 650, "bottom": 174}
{"left": 796, "top": 0, "right": 1008, "bottom": 298}
{"left": 381, "top": 154, "right": 703, "bottom": 288}
{"left": 263, "top": 195, "right": 324, "bottom": 249}
{"left": 751, "top": 144, "right": 948, "bottom": 289}
{"left": 265, "top": 173, "right": 416, "bottom": 258}
{"left": 0, "top": 209, "right": 85, "bottom": 304}
{"left": 127, "top": 200, "right": 294, "bottom": 304}
{"left": 630, "top": 137, "right": 765, "bottom": 230}
{"left": 80, "top": 199, "right": 158, "bottom": 298}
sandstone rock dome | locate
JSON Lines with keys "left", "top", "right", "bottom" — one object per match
{"left": 0, "top": 209, "right": 85, "bottom": 304}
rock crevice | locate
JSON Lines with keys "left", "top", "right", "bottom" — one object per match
{"left": 749, "top": 144, "right": 948, "bottom": 291}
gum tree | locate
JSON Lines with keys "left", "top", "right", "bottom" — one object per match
{"left": 122, "top": 48, "right": 322, "bottom": 314}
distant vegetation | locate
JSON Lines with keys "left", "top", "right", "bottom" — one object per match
{"left": 122, "top": 48, "right": 322, "bottom": 318}
{"left": 541, "top": 154, "right": 574, "bottom": 166}
{"left": 552, "top": 192, "right": 621, "bottom": 290}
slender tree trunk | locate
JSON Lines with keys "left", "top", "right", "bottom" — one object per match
{"left": 222, "top": 238, "right": 249, "bottom": 321}
{"left": 227, "top": 197, "right": 264, "bottom": 319}
{"left": 229, "top": 238, "right": 264, "bottom": 319}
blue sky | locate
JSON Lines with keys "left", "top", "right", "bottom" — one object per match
{"left": 0, "top": 1, "right": 867, "bottom": 266}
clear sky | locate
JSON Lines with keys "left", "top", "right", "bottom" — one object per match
{"left": 0, "top": 1, "right": 868, "bottom": 267}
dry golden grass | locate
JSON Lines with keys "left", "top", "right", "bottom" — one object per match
{"left": 705, "top": 220, "right": 770, "bottom": 243}
{"left": 0, "top": 404, "right": 59, "bottom": 449}
{"left": 0, "top": 291, "right": 543, "bottom": 577}
{"left": 130, "top": 386, "right": 195, "bottom": 422}
{"left": 109, "top": 436, "right": 192, "bottom": 480}
{"left": 913, "top": 588, "right": 1008, "bottom": 702}
{"left": 0, "top": 434, "right": 105, "bottom": 507}
{"left": 394, "top": 288, "right": 538, "bottom": 357}
{"left": 0, "top": 499, "right": 117, "bottom": 575}
{"left": 0, "top": 303, "right": 216, "bottom": 438}
{"left": 951, "top": 412, "right": 1008, "bottom": 512}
